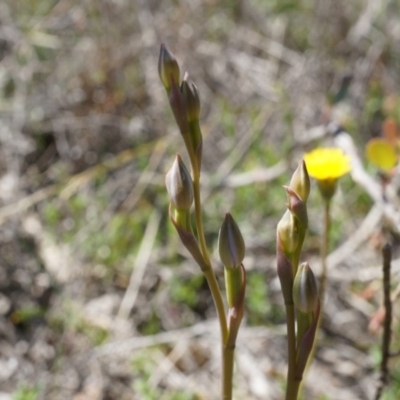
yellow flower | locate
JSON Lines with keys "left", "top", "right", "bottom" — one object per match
{"left": 303, "top": 148, "right": 351, "bottom": 181}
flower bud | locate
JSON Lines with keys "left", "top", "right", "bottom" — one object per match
{"left": 158, "top": 44, "right": 180, "bottom": 93}
{"left": 165, "top": 155, "right": 193, "bottom": 211}
{"left": 219, "top": 213, "right": 245, "bottom": 269}
{"left": 276, "top": 235, "right": 294, "bottom": 305}
{"left": 289, "top": 160, "right": 310, "bottom": 202}
{"left": 293, "top": 262, "right": 318, "bottom": 313}
{"left": 317, "top": 178, "right": 337, "bottom": 202}
{"left": 181, "top": 72, "right": 200, "bottom": 122}
{"left": 284, "top": 186, "right": 308, "bottom": 231}
{"left": 277, "top": 209, "right": 299, "bottom": 255}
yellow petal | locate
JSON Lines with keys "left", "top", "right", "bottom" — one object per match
{"left": 366, "top": 138, "right": 397, "bottom": 172}
{"left": 303, "top": 148, "right": 351, "bottom": 181}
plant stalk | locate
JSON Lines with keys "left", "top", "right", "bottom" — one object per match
{"left": 192, "top": 168, "right": 231, "bottom": 398}
{"left": 285, "top": 303, "right": 300, "bottom": 400}
{"left": 300, "top": 199, "right": 331, "bottom": 393}
{"left": 319, "top": 199, "right": 330, "bottom": 300}
{"left": 222, "top": 343, "right": 235, "bottom": 400}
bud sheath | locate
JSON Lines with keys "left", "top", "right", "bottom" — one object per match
{"left": 181, "top": 73, "right": 200, "bottom": 123}
{"left": 218, "top": 213, "right": 245, "bottom": 269}
{"left": 165, "top": 155, "right": 193, "bottom": 211}
{"left": 293, "top": 262, "right": 318, "bottom": 313}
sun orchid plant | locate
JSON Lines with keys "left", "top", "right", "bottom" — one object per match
{"left": 159, "top": 44, "right": 246, "bottom": 400}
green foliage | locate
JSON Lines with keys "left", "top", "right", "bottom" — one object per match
{"left": 43, "top": 192, "right": 156, "bottom": 279}
{"left": 43, "top": 201, "right": 62, "bottom": 227}
{"left": 246, "top": 271, "right": 270, "bottom": 325}
{"left": 219, "top": 99, "right": 238, "bottom": 138}
{"left": 382, "top": 376, "right": 400, "bottom": 400}
{"left": 316, "top": 395, "right": 332, "bottom": 400}
{"left": 13, "top": 386, "right": 39, "bottom": 400}
{"left": 12, "top": 305, "right": 44, "bottom": 324}
{"left": 170, "top": 274, "right": 205, "bottom": 308}
{"left": 139, "top": 311, "right": 162, "bottom": 336}
{"left": 49, "top": 300, "right": 108, "bottom": 346}
{"left": 131, "top": 351, "right": 197, "bottom": 400}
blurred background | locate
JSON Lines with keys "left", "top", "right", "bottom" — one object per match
{"left": 0, "top": 0, "right": 400, "bottom": 399}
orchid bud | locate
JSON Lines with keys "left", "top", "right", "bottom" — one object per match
{"left": 293, "top": 262, "right": 318, "bottom": 313}
{"left": 284, "top": 186, "right": 308, "bottom": 231}
{"left": 165, "top": 155, "right": 193, "bottom": 211}
{"left": 219, "top": 213, "right": 245, "bottom": 269}
{"left": 289, "top": 160, "right": 310, "bottom": 202}
{"left": 277, "top": 209, "right": 299, "bottom": 255}
{"left": 276, "top": 235, "right": 294, "bottom": 305}
{"left": 181, "top": 73, "right": 200, "bottom": 123}
{"left": 158, "top": 44, "right": 180, "bottom": 93}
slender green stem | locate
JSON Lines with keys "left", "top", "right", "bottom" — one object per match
{"left": 222, "top": 343, "right": 235, "bottom": 400}
{"left": 319, "top": 199, "right": 330, "bottom": 300}
{"left": 192, "top": 171, "right": 228, "bottom": 342}
{"left": 285, "top": 303, "right": 300, "bottom": 400}
{"left": 192, "top": 168, "right": 231, "bottom": 398}
{"left": 300, "top": 198, "right": 331, "bottom": 390}
{"left": 286, "top": 379, "right": 301, "bottom": 400}
{"left": 193, "top": 172, "right": 211, "bottom": 265}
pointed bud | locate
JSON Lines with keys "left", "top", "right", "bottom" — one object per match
{"left": 276, "top": 235, "right": 294, "bottom": 305}
{"left": 181, "top": 73, "right": 200, "bottom": 122}
{"left": 293, "top": 262, "right": 318, "bottom": 313}
{"left": 165, "top": 155, "right": 193, "bottom": 211}
{"left": 169, "top": 79, "right": 189, "bottom": 136}
{"left": 277, "top": 209, "right": 299, "bottom": 255}
{"left": 284, "top": 186, "right": 308, "bottom": 230}
{"left": 290, "top": 160, "right": 310, "bottom": 202}
{"left": 158, "top": 44, "right": 180, "bottom": 93}
{"left": 219, "top": 213, "right": 245, "bottom": 269}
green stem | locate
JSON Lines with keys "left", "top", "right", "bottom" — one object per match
{"left": 192, "top": 171, "right": 228, "bottom": 340}
{"left": 319, "top": 199, "right": 330, "bottom": 300}
{"left": 192, "top": 168, "right": 230, "bottom": 398}
{"left": 300, "top": 198, "right": 331, "bottom": 391}
{"left": 286, "top": 379, "right": 301, "bottom": 400}
{"left": 222, "top": 343, "right": 235, "bottom": 400}
{"left": 285, "top": 303, "right": 300, "bottom": 400}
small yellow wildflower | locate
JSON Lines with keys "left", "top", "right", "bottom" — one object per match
{"left": 303, "top": 148, "right": 351, "bottom": 181}
{"left": 365, "top": 138, "right": 397, "bottom": 172}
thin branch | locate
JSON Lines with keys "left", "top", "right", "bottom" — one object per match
{"left": 374, "top": 243, "right": 393, "bottom": 400}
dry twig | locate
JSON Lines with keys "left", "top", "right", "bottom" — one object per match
{"left": 374, "top": 244, "right": 393, "bottom": 400}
